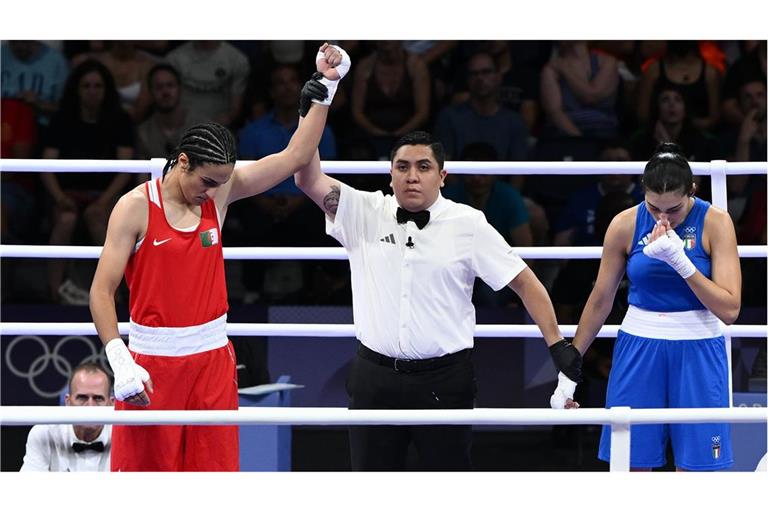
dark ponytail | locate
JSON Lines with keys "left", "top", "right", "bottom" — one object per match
{"left": 641, "top": 142, "right": 693, "bottom": 195}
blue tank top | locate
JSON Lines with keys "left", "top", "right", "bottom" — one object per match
{"left": 626, "top": 197, "right": 711, "bottom": 311}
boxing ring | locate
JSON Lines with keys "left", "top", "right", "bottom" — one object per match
{"left": 1, "top": 157, "right": 767, "bottom": 472}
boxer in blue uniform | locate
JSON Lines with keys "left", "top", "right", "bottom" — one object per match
{"left": 550, "top": 142, "right": 741, "bottom": 470}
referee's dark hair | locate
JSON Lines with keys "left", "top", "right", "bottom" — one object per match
{"left": 162, "top": 123, "right": 237, "bottom": 179}
{"left": 390, "top": 131, "right": 446, "bottom": 171}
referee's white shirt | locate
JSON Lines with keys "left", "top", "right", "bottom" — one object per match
{"left": 327, "top": 183, "right": 526, "bottom": 359}
{"left": 20, "top": 423, "right": 111, "bottom": 472}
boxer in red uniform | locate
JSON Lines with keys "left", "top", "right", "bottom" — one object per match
{"left": 89, "top": 43, "right": 350, "bottom": 471}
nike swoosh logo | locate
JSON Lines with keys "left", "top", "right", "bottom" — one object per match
{"left": 153, "top": 238, "right": 172, "bottom": 246}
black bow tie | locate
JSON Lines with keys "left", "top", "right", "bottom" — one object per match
{"left": 72, "top": 441, "right": 104, "bottom": 453}
{"left": 396, "top": 207, "right": 430, "bottom": 229}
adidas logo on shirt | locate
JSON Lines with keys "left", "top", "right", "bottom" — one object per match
{"left": 380, "top": 233, "right": 396, "bottom": 244}
{"left": 638, "top": 232, "right": 652, "bottom": 246}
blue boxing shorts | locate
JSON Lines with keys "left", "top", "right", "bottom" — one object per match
{"left": 598, "top": 307, "right": 732, "bottom": 470}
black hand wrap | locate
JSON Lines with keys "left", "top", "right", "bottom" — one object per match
{"left": 549, "top": 339, "right": 583, "bottom": 383}
{"left": 299, "top": 72, "right": 329, "bottom": 117}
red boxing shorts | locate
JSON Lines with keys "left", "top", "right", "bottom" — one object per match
{"left": 111, "top": 342, "right": 239, "bottom": 471}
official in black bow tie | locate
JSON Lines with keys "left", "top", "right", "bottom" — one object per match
{"left": 396, "top": 207, "right": 430, "bottom": 229}
{"left": 295, "top": 130, "right": 578, "bottom": 471}
{"left": 21, "top": 363, "right": 113, "bottom": 472}
{"left": 72, "top": 441, "right": 105, "bottom": 453}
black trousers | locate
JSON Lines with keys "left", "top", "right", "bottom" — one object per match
{"left": 347, "top": 344, "right": 477, "bottom": 471}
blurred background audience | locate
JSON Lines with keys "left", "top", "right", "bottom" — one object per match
{"left": 0, "top": 39, "right": 764, "bottom": 311}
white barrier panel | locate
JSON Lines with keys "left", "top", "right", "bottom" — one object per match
{"left": 1, "top": 244, "right": 766, "bottom": 260}
{"left": 1, "top": 322, "right": 765, "bottom": 338}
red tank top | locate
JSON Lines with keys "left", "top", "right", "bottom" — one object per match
{"left": 125, "top": 178, "right": 228, "bottom": 327}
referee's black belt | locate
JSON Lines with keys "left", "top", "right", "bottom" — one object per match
{"left": 357, "top": 343, "right": 471, "bottom": 373}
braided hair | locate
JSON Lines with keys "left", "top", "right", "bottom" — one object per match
{"left": 162, "top": 123, "right": 237, "bottom": 179}
{"left": 641, "top": 142, "right": 694, "bottom": 195}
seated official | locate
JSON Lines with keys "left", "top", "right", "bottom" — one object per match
{"left": 21, "top": 363, "right": 113, "bottom": 472}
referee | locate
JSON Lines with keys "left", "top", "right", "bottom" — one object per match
{"left": 295, "top": 125, "right": 581, "bottom": 470}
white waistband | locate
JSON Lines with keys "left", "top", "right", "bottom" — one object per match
{"left": 128, "top": 314, "right": 228, "bottom": 356}
{"left": 620, "top": 305, "right": 722, "bottom": 340}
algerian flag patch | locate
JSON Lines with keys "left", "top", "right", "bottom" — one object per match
{"left": 200, "top": 228, "right": 219, "bottom": 247}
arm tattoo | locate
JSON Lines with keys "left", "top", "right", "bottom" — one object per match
{"left": 323, "top": 185, "right": 340, "bottom": 214}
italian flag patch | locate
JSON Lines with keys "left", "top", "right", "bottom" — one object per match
{"left": 200, "top": 228, "right": 219, "bottom": 247}
{"left": 683, "top": 233, "right": 696, "bottom": 250}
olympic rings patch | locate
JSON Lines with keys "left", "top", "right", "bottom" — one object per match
{"left": 4, "top": 335, "right": 109, "bottom": 399}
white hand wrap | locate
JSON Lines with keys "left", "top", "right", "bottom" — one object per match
{"left": 642, "top": 228, "right": 696, "bottom": 279}
{"left": 550, "top": 372, "right": 577, "bottom": 409}
{"left": 313, "top": 45, "right": 351, "bottom": 106}
{"left": 105, "top": 338, "right": 150, "bottom": 401}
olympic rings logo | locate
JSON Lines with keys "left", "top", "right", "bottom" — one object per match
{"left": 684, "top": 227, "right": 696, "bottom": 234}
{"left": 4, "top": 335, "right": 110, "bottom": 399}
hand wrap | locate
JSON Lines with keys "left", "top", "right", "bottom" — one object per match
{"left": 642, "top": 228, "right": 696, "bottom": 279}
{"left": 312, "top": 45, "right": 351, "bottom": 107}
{"left": 550, "top": 372, "right": 578, "bottom": 409}
{"left": 105, "top": 338, "right": 150, "bottom": 401}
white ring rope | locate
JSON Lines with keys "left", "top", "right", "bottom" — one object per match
{"left": 2, "top": 158, "right": 765, "bottom": 260}
{"left": 1, "top": 322, "right": 765, "bottom": 338}
{"left": 1, "top": 159, "right": 159, "bottom": 174}
{"left": 2, "top": 244, "right": 766, "bottom": 259}
{"left": 0, "top": 245, "right": 352, "bottom": 260}
{"left": 1, "top": 406, "right": 765, "bottom": 427}
{"left": 2, "top": 158, "right": 766, "bottom": 472}
{"left": 1, "top": 158, "right": 766, "bottom": 175}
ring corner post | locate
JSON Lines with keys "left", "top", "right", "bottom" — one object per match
{"left": 149, "top": 158, "right": 165, "bottom": 181}
{"left": 609, "top": 406, "right": 632, "bottom": 472}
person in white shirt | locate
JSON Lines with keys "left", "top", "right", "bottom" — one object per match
{"left": 295, "top": 125, "right": 581, "bottom": 470}
{"left": 20, "top": 363, "right": 113, "bottom": 471}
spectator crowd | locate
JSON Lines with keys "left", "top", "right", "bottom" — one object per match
{"left": 2, "top": 40, "right": 765, "bottom": 314}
